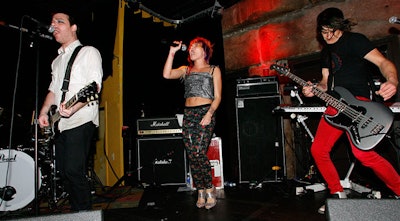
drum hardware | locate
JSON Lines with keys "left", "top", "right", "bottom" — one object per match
{"left": 0, "top": 186, "right": 17, "bottom": 201}
{"left": 36, "top": 143, "right": 66, "bottom": 211}
{"left": 86, "top": 141, "right": 105, "bottom": 194}
{"left": 0, "top": 135, "right": 97, "bottom": 212}
{"left": 0, "top": 142, "right": 66, "bottom": 212}
{"left": 0, "top": 149, "right": 41, "bottom": 211}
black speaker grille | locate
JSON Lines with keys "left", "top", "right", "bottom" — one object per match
{"left": 136, "top": 136, "right": 187, "bottom": 186}
{"left": 236, "top": 95, "right": 285, "bottom": 183}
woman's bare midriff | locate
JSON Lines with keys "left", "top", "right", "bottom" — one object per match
{"left": 185, "top": 97, "right": 212, "bottom": 107}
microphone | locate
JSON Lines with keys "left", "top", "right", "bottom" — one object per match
{"left": 389, "top": 16, "right": 400, "bottom": 24}
{"left": 48, "top": 25, "right": 55, "bottom": 33}
{"left": 171, "top": 43, "right": 187, "bottom": 51}
{"left": 26, "top": 16, "right": 54, "bottom": 33}
{"left": 3, "top": 22, "right": 53, "bottom": 40}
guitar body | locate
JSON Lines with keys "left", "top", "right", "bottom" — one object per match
{"left": 48, "top": 105, "right": 60, "bottom": 138}
{"left": 43, "top": 81, "right": 98, "bottom": 139}
{"left": 324, "top": 87, "right": 393, "bottom": 150}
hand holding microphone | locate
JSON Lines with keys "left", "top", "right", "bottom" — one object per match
{"left": 170, "top": 41, "right": 187, "bottom": 52}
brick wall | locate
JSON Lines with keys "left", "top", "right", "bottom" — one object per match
{"left": 222, "top": 0, "right": 400, "bottom": 75}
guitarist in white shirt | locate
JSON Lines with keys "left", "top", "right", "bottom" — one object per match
{"left": 302, "top": 7, "right": 400, "bottom": 214}
{"left": 38, "top": 9, "right": 102, "bottom": 212}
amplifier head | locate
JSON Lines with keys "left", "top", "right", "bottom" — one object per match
{"left": 137, "top": 117, "right": 182, "bottom": 135}
{"left": 236, "top": 76, "right": 279, "bottom": 97}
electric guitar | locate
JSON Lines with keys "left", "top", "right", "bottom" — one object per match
{"left": 270, "top": 64, "right": 393, "bottom": 150}
{"left": 44, "top": 81, "right": 99, "bottom": 137}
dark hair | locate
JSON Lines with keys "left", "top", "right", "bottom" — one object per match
{"left": 316, "top": 7, "right": 356, "bottom": 33}
{"left": 187, "top": 37, "right": 214, "bottom": 66}
{"left": 50, "top": 7, "right": 80, "bottom": 35}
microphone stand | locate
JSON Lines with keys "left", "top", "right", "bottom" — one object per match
{"left": 32, "top": 27, "right": 41, "bottom": 216}
{"left": 289, "top": 88, "right": 314, "bottom": 140}
{"left": 0, "top": 22, "right": 53, "bottom": 40}
{"left": 1, "top": 17, "right": 52, "bottom": 214}
{"left": 30, "top": 22, "right": 49, "bottom": 215}
{"left": 290, "top": 87, "right": 303, "bottom": 105}
{"left": 289, "top": 89, "right": 316, "bottom": 183}
{"left": 292, "top": 114, "right": 314, "bottom": 142}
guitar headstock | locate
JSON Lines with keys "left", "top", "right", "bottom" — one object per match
{"left": 77, "top": 81, "right": 99, "bottom": 103}
{"left": 270, "top": 64, "right": 290, "bottom": 76}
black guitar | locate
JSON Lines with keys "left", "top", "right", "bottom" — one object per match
{"left": 44, "top": 81, "right": 99, "bottom": 137}
{"left": 270, "top": 64, "right": 393, "bottom": 150}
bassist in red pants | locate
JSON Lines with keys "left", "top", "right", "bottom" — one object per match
{"left": 302, "top": 7, "right": 400, "bottom": 214}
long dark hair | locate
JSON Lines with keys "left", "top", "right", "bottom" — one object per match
{"left": 316, "top": 7, "right": 357, "bottom": 45}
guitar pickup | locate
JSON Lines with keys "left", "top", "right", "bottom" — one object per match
{"left": 371, "top": 124, "right": 384, "bottom": 135}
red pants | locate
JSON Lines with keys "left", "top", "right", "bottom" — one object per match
{"left": 311, "top": 104, "right": 400, "bottom": 195}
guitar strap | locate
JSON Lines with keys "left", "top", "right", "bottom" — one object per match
{"left": 61, "top": 45, "right": 84, "bottom": 102}
{"left": 324, "top": 47, "right": 334, "bottom": 93}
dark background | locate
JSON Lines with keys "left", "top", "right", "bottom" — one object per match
{"left": 0, "top": 0, "right": 242, "bottom": 181}
{"left": 2, "top": 0, "right": 399, "bottom": 186}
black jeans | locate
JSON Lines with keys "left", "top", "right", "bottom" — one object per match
{"left": 55, "top": 122, "right": 96, "bottom": 211}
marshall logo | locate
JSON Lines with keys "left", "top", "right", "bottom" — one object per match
{"left": 0, "top": 153, "right": 17, "bottom": 163}
{"left": 154, "top": 158, "right": 172, "bottom": 165}
{"left": 150, "top": 121, "right": 170, "bottom": 127}
{"left": 137, "top": 117, "right": 182, "bottom": 135}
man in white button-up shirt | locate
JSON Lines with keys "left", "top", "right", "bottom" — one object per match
{"left": 38, "top": 9, "right": 102, "bottom": 212}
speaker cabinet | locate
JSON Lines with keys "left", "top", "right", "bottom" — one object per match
{"left": 136, "top": 136, "right": 187, "bottom": 186}
{"left": 326, "top": 199, "right": 400, "bottom": 221}
{"left": 235, "top": 95, "right": 285, "bottom": 183}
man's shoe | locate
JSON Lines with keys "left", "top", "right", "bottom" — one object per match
{"left": 318, "top": 204, "right": 325, "bottom": 214}
{"left": 334, "top": 191, "right": 347, "bottom": 199}
{"left": 318, "top": 191, "right": 347, "bottom": 215}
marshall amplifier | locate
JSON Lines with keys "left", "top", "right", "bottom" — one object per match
{"left": 236, "top": 76, "right": 279, "bottom": 97}
{"left": 137, "top": 117, "right": 182, "bottom": 136}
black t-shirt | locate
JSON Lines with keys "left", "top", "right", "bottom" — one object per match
{"left": 321, "top": 32, "right": 375, "bottom": 98}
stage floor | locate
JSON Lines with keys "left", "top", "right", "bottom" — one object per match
{"left": 1, "top": 178, "right": 398, "bottom": 221}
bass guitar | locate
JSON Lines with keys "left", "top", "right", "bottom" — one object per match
{"left": 44, "top": 81, "right": 99, "bottom": 137}
{"left": 270, "top": 64, "right": 393, "bottom": 150}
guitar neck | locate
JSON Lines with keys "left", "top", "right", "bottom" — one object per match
{"left": 51, "top": 94, "right": 79, "bottom": 123}
{"left": 284, "top": 71, "right": 344, "bottom": 111}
